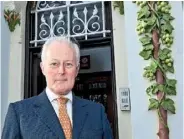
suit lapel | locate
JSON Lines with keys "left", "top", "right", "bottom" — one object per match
{"left": 72, "top": 96, "right": 89, "bottom": 139}
{"left": 33, "top": 91, "right": 65, "bottom": 139}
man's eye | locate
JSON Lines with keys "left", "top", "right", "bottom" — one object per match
{"left": 66, "top": 63, "right": 72, "bottom": 66}
{"left": 65, "top": 63, "right": 73, "bottom": 68}
{"left": 50, "top": 63, "right": 58, "bottom": 66}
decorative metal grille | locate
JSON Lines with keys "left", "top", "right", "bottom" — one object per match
{"left": 30, "top": 1, "right": 111, "bottom": 47}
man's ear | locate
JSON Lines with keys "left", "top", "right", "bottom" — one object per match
{"left": 40, "top": 62, "right": 45, "bottom": 76}
{"left": 75, "top": 63, "right": 80, "bottom": 77}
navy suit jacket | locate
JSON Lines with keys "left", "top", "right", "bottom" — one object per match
{"left": 2, "top": 91, "right": 113, "bottom": 139}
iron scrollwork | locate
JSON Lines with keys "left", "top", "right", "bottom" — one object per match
{"left": 37, "top": 1, "right": 66, "bottom": 10}
{"left": 72, "top": 5, "right": 101, "bottom": 35}
{"left": 39, "top": 11, "right": 66, "bottom": 39}
{"left": 31, "top": 1, "right": 109, "bottom": 46}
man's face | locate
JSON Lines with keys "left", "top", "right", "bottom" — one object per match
{"left": 40, "top": 41, "right": 79, "bottom": 95}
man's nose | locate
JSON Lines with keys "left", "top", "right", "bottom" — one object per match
{"left": 58, "top": 65, "right": 65, "bottom": 74}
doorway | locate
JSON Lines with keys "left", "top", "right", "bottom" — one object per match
{"left": 74, "top": 46, "right": 114, "bottom": 129}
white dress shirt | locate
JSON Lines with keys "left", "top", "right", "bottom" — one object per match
{"left": 46, "top": 87, "right": 73, "bottom": 125}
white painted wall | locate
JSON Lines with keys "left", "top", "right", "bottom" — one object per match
{"left": 8, "top": 22, "right": 24, "bottom": 103}
{"left": 168, "top": 2, "right": 183, "bottom": 139}
{"left": 0, "top": 1, "right": 2, "bottom": 132}
{"left": 124, "top": 1, "right": 183, "bottom": 139}
{"left": 0, "top": 2, "right": 26, "bottom": 130}
{"left": 3, "top": 1, "right": 26, "bottom": 104}
{"left": 111, "top": 4, "right": 132, "bottom": 139}
{"left": 1, "top": 1, "right": 10, "bottom": 131}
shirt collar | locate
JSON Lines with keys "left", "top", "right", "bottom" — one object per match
{"left": 46, "top": 87, "right": 73, "bottom": 102}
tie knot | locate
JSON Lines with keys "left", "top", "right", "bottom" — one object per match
{"left": 57, "top": 97, "right": 68, "bottom": 104}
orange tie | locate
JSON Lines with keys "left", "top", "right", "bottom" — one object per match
{"left": 57, "top": 97, "right": 72, "bottom": 139}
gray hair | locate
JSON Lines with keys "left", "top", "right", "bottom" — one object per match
{"left": 41, "top": 36, "right": 80, "bottom": 66}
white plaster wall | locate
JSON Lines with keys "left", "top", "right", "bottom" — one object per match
{"left": 3, "top": 1, "right": 27, "bottom": 104}
{"left": 183, "top": 3, "right": 184, "bottom": 138}
{"left": 8, "top": 24, "right": 23, "bottom": 102}
{"left": 168, "top": 2, "right": 183, "bottom": 139}
{"left": 111, "top": 4, "right": 132, "bottom": 139}
{"left": 0, "top": 1, "right": 2, "bottom": 132}
{"left": 124, "top": 1, "right": 183, "bottom": 139}
{"left": 1, "top": 1, "right": 10, "bottom": 131}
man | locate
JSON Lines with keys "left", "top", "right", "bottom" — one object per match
{"left": 2, "top": 36, "right": 113, "bottom": 139}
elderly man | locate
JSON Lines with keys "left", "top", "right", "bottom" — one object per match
{"left": 2, "top": 36, "right": 113, "bottom": 139}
